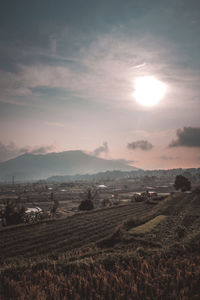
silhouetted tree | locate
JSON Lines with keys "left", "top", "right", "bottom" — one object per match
{"left": 79, "top": 199, "right": 94, "bottom": 210}
{"left": 2, "top": 201, "right": 25, "bottom": 226}
{"left": 79, "top": 188, "right": 97, "bottom": 211}
{"left": 174, "top": 175, "right": 191, "bottom": 192}
{"left": 51, "top": 198, "right": 59, "bottom": 214}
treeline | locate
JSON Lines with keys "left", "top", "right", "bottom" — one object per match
{"left": 47, "top": 168, "right": 200, "bottom": 182}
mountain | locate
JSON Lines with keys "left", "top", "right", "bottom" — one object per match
{"left": 0, "top": 150, "right": 138, "bottom": 181}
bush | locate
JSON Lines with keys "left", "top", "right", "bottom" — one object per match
{"left": 79, "top": 199, "right": 94, "bottom": 211}
{"left": 79, "top": 188, "right": 96, "bottom": 211}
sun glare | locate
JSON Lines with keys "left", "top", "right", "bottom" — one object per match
{"left": 133, "top": 76, "right": 167, "bottom": 106}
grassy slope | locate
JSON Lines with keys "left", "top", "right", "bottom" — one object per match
{"left": 129, "top": 215, "right": 166, "bottom": 234}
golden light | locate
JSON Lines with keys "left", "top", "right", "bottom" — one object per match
{"left": 133, "top": 76, "right": 167, "bottom": 106}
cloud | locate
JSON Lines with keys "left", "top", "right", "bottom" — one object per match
{"left": 0, "top": 33, "right": 186, "bottom": 108}
{"left": 113, "top": 159, "right": 137, "bottom": 164}
{"left": 169, "top": 127, "right": 200, "bottom": 147}
{"left": 0, "top": 142, "right": 27, "bottom": 162}
{"left": 1, "top": 29, "right": 200, "bottom": 118}
{"left": 127, "top": 140, "right": 154, "bottom": 151}
{"left": 93, "top": 142, "right": 109, "bottom": 157}
{"left": 1, "top": 3, "right": 200, "bottom": 115}
{"left": 0, "top": 142, "right": 54, "bottom": 162}
{"left": 159, "top": 155, "right": 178, "bottom": 161}
{"left": 30, "top": 146, "right": 54, "bottom": 155}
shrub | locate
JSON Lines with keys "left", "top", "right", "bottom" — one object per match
{"left": 79, "top": 199, "right": 94, "bottom": 211}
{"left": 79, "top": 188, "right": 96, "bottom": 211}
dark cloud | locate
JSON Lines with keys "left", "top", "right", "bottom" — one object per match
{"left": 169, "top": 127, "right": 200, "bottom": 147}
{"left": 127, "top": 140, "right": 153, "bottom": 151}
{"left": 0, "top": 142, "right": 54, "bottom": 162}
{"left": 93, "top": 142, "right": 109, "bottom": 157}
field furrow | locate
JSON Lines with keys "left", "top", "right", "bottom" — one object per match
{"left": 0, "top": 203, "right": 153, "bottom": 259}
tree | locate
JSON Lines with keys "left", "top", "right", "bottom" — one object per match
{"left": 79, "top": 199, "right": 94, "bottom": 211}
{"left": 79, "top": 188, "right": 97, "bottom": 211}
{"left": 2, "top": 201, "right": 25, "bottom": 226}
{"left": 51, "top": 192, "right": 59, "bottom": 214}
{"left": 174, "top": 175, "right": 191, "bottom": 192}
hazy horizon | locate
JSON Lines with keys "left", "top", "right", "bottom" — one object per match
{"left": 1, "top": 0, "right": 200, "bottom": 170}
{"left": 0, "top": 149, "right": 199, "bottom": 173}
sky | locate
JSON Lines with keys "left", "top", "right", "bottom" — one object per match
{"left": 0, "top": 0, "right": 200, "bottom": 169}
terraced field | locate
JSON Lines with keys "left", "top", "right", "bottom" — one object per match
{"left": 0, "top": 192, "right": 200, "bottom": 300}
{"left": 0, "top": 202, "right": 153, "bottom": 259}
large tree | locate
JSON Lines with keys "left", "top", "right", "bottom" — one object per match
{"left": 174, "top": 175, "right": 191, "bottom": 192}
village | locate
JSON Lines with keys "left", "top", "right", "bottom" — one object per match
{"left": 0, "top": 177, "right": 179, "bottom": 226}
{"left": 1, "top": 167, "right": 199, "bottom": 227}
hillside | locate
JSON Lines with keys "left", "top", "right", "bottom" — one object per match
{"left": 0, "top": 151, "right": 137, "bottom": 181}
{"left": 0, "top": 191, "right": 199, "bottom": 299}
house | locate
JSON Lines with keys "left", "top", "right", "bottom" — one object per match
{"left": 25, "top": 206, "right": 42, "bottom": 214}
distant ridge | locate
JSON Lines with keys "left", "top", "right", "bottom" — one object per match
{"left": 47, "top": 170, "right": 140, "bottom": 182}
{"left": 0, "top": 150, "right": 138, "bottom": 181}
{"left": 47, "top": 167, "right": 200, "bottom": 182}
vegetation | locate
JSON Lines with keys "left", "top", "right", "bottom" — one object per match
{"left": 0, "top": 192, "right": 199, "bottom": 299}
{"left": 174, "top": 175, "right": 191, "bottom": 192}
{"left": 0, "top": 201, "right": 25, "bottom": 226}
{"left": 129, "top": 215, "right": 166, "bottom": 235}
{"left": 0, "top": 246, "right": 199, "bottom": 300}
{"left": 51, "top": 197, "right": 59, "bottom": 214}
{"left": 79, "top": 199, "right": 94, "bottom": 211}
{"left": 79, "top": 188, "right": 97, "bottom": 211}
{"left": 0, "top": 202, "right": 152, "bottom": 259}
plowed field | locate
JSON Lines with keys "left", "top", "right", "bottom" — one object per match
{"left": 0, "top": 202, "right": 153, "bottom": 259}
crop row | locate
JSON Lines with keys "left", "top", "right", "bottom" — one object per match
{"left": 1, "top": 203, "right": 145, "bottom": 244}
{"left": 1, "top": 203, "right": 148, "bottom": 242}
{"left": 0, "top": 203, "right": 153, "bottom": 259}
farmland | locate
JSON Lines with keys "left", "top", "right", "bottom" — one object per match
{"left": 0, "top": 202, "right": 153, "bottom": 259}
{"left": 0, "top": 188, "right": 200, "bottom": 299}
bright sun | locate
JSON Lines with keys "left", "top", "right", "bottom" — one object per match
{"left": 133, "top": 76, "right": 167, "bottom": 106}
